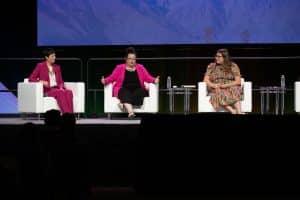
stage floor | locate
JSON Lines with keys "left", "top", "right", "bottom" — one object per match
{"left": 0, "top": 117, "right": 140, "bottom": 125}
{"left": 0, "top": 112, "right": 299, "bottom": 125}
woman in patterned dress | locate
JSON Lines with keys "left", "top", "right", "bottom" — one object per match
{"left": 203, "top": 48, "right": 244, "bottom": 114}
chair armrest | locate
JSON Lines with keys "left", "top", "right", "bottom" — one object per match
{"left": 64, "top": 82, "right": 85, "bottom": 113}
{"left": 241, "top": 81, "right": 252, "bottom": 112}
{"left": 145, "top": 82, "right": 159, "bottom": 100}
{"left": 104, "top": 82, "right": 113, "bottom": 98}
{"left": 18, "top": 82, "right": 43, "bottom": 113}
{"left": 198, "top": 82, "right": 208, "bottom": 97}
{"left": 64, "top": 82, "right": 85, "bottom": 98}
{"left": 143, "top": 83, "right": 159, "bottom": 112}
{"left": 104, "top": 83, "right": 116, "bottom": 112}
{"left": 198, "top": 82, "right": 214, "bottom": 112}
{"left": 295, "top": 82, "right": 300, "bottom": 112}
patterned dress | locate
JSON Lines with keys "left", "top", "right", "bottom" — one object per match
{"left": 205, "top": 62, "right": 243, "bottom": 109}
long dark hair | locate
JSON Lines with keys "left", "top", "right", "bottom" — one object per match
{"left": 217, "top": 48, "right": 232, "bottom": 73}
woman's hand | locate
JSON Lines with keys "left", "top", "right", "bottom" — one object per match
{"left": 212, "top": 83, "right": 220, "bottom": 89}
{"left": 154, "top": 76, "right": 160, "bottom": 84}
{"left": 101, "top": 76, "right": 105, "bottom": 85}
{"left": 220, "top": 84, "right": 227, "bottom": 89}
{"left": 40, "top": 80, "right": 49, "bottom": 87}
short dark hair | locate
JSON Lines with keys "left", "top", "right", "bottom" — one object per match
{"left": 125, "top": 47, "right": 136, "bottom": 58}
{"left": 43, "top": 48, "right": 56, "bottom": 58}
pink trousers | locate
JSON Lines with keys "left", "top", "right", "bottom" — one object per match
{"left": 47, "top": 88, "right": 73, "bottom": 113}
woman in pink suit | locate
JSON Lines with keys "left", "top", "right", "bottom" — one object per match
{"left": 29, "top": 48, "right": 73, "bottom": 113}
{"left": 101, "top": 47, "right": 159, "bottom": 118}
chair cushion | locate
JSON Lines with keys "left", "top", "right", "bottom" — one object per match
{"left": 43, "top": 97, "right": 59, "bottom": 112}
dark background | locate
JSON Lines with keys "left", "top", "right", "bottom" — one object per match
{"left": 1, "top": 1, "right": 300, "bottom": 114}
{"left": 1, "top": 2, "right": 300, "bottom": 199}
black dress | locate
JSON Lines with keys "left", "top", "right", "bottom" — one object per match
{"left": 119, "top": 69, "right": 148, "bottom": 106}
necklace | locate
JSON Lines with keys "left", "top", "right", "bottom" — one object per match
{"left": 126, "top": 66, "right": 136, "bottom": 71}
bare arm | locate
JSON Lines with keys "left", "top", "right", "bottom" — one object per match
{"left": 203, "top": 64, "right": 219, "bottom": 89}
{"left": 204, "top": 74, "right": 219, "bottom": 89}
{"left": 154, "top": 76, "right": 160, "bottom": 84}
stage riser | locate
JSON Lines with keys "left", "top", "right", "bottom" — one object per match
{"left": 1, "top": 114, "right": 300, "bottom": 195}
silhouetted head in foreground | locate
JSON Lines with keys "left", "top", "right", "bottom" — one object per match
{"left": 44, "top": 109, "right": 61, "bottom": 126}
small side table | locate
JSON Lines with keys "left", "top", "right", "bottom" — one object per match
{"left": 167, "top": 86, "right": 196, "bottom": 114}
{"left": 259, "top": 86, "right": 285, "bottom": 115}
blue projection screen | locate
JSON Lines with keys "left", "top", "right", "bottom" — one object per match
{"left": 38, "top": 0, "right": 300, "bottom": 46}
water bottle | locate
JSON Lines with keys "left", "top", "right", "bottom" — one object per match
{"left": 167, "top": 76, "right": 172, "bottom": 89}
{"left": 281, "top": 74, "right": 285, "bottom": 89}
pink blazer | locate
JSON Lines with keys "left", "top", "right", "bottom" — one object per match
{"left": 104, "top": 63, "right": 155, "bottom": 97}
{"left": 28, "top": 61, "right": 64, "bottom": 94}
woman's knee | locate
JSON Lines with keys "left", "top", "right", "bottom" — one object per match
{"left": 65, "top": 89, "right": 73, "bottom": 96}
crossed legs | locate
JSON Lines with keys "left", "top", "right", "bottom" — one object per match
{"left": 119, "top": 88, "right": 147, "bottom": 118}
{"left": 223, "top": 101, "right": 245, "bottom": 114}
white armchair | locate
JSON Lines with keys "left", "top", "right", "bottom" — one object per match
{"left": 104, "top": 82, "right": 159, "bottom": 113}
{"left": 18, "top": 80, "right": 85, "bottom": 114}
{"left": 295, "top": 82, "right": 300, "bottom": 112}
{"left": 198, "top": 78, "right": 252, "bottom": 113}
